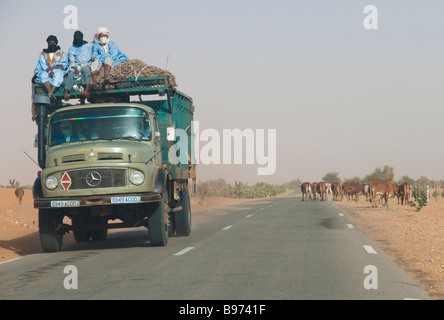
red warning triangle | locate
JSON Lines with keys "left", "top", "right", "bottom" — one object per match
{"left": 61, "top": 172, "right": 72, "bottom": 190}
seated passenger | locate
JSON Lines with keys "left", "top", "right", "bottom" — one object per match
{"left": 33, "top": 35, "right": 68, "bottom": 99}
{"left": 53, "top": 121, "right": 81, "bottom": 143}
{"left": 136, "top": 119, "right": 151, "bottom": 140}
{"left": 91, "top": 27, "right": 129, "bottom": 87}
{"left": 64, "top": 31, "right": 93, "bottom": 100}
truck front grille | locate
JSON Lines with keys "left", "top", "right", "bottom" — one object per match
{"left": 65, "top": 168, "right": 126, "bottom": 190}
{"left": 97, "top": 152, "right": 123, "bottom": 160}
{"left": 62, "top": 154, "right": 86, "bottom": 163}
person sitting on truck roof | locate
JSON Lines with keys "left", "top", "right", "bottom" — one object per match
{"left": 33, "top": 35, "right": 68, "bottom": 99}
{"left": 64, "top": 31, "right": 93, "bottom": 101}
{"left": 91, "top": 27, "right": 129, "bottom": 87}
{"left": 52, "top": 120, "right": 81, "bottom": 144}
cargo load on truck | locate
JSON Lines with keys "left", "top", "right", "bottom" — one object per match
{"left": 96, "top": 59, "right": 177, "bottom": 89}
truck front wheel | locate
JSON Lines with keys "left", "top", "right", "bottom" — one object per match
{"left": 175, "top": 188, "right": 191, "bottom": 236}
{"left": 147, "top": 193, "right": 168, "bottom": 246}
{"left": 39, "top": 209, "right": 63, "bottom": 252}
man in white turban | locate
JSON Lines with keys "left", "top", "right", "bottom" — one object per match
{"left": 91, "top": 27, "right": 129, "bottom": 87}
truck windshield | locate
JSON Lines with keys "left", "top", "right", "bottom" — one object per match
{"left": 48, "top": 107, "right": 151, "bottom": 146}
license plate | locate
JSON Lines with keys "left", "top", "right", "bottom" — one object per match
{"left": 111, "top": 196, "right": 141, "bottom": 204}
{"left": 51, "top": 200, "right": 80, "bottom": 207}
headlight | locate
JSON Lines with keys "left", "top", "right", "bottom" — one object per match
{"left": 45, "top": 176, "right": 58, "bottom": 190}
{"left": 129, "top": 171, "right": 145, "bottom": 185}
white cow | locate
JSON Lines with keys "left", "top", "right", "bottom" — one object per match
{"left": 325, "top": 183, "right": 332, "bottom": 200}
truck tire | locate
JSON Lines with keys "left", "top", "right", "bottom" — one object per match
{"left": 175, "top": 188, "right": 191, "bottom": 236}
{"left": 39, "top": 209, "right": 63, "bottom": 252}
{"left": 90, "top": 218, "right": 108, "bottom": 242}
{"left": 148, "top": 193, "right": 168, "bottom": 246}
{"left": 72, "top": 212, "right": 90, "bottom": 243}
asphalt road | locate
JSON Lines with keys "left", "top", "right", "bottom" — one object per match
{"left": 0, "top": 194, "right": 430, "bottom": 300}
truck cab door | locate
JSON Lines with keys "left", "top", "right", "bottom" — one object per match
{"left": 152, "top": 116, "right": 162, "bottom": 165}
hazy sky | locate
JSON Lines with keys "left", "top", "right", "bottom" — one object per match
{"left": 1, "top": 0, "right": 443, "bottom": 186}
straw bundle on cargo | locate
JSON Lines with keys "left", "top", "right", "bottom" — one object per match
{"left": 97, "top": 59, "right": 177, "bottom": 89}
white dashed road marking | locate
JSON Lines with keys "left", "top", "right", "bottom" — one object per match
{"left": 174, "top": 247, "right": 195, "bottom": 256}
{"left": 363, "top": 245, "right": 377, "bottom": 254}
{"left": 222, "top": 225, "right": 233, "bottom": 231}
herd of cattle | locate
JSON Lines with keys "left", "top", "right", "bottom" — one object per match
{"left": 300, "top": 180, "right": 411, "bottom": 208}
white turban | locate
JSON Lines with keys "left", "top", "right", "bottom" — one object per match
{"left": 93, "top": 27, "right": 110, "bottom": 42}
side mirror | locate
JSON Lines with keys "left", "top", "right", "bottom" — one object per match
{"left": 166, "top": 127, "right": 175, "bottom": 141}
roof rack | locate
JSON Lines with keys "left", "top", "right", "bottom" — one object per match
{"left": 32, "top": 76, "right": 173, "bottom": 107}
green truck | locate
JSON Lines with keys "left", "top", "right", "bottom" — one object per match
{"left": 31, "top": 76, "right": 195, "bottom": 252}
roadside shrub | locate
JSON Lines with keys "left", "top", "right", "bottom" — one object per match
{"left": 224, "top": 181, "right": 286, "bottom": 199}
{"left": 194, "top": 179, "right": 291, "bottom": 201}
{"left": 409, "top": 185, "right": 427, "bottom": 212}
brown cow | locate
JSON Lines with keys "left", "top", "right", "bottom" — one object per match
{"left": 15, "top": 187, "right": 24, "bottom": 205}
{"left": 310, "top": 182, "right": 318, "bottom": 200}
{"left": 300, "top": 182, "right": 311, "bottom": 202}
{"left": 331, "top": 182, "right": 341, "bottom": 201}
{"left": 397, "top": 182, "right": 411, "bottom": 205}
{"left": 342, "top": 182, "right": 365, "bottom": 202}
{"left": 369, "top": 179, "right": 398, "bottom": 208}
{"left": 316, "top": 182, "right": 327, "bottom": 201}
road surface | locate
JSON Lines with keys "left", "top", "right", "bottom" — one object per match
{"left": 0, "top": 193, "right": 430, "bottom": 300}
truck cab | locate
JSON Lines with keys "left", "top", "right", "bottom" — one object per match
{"left": 32, "top": 76, "right": 195, "bottom": 252}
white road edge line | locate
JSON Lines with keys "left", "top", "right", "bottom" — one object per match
{"left": 0, "top": 257, "right": 23, "bottom": 265}
{"left": 222, "top": 225, "right": 233, "bottom": 230}
{"left": 363, "top": 245, "right": 377, "bottom": 254}
{"left": 174, "top": 247, "right": 195, "bottom": 256}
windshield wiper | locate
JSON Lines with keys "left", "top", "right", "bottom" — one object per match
{"left": 92, "top": 137, "right": 114, "bottom": 141}
{"left": 117, "top": 136, "right": 143, "bottom": 141}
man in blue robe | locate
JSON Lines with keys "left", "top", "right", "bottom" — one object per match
{"left": 64, "top": 31, "right": 93, "bottom": 100}
{"left": 33, "top": 35, "right": 68, "bottom": 98}
{"left": 91, "top": 27, "right": 129, "bottom": 87}
{"left": 52, "top": 120, "right": 81, "bottom": 144}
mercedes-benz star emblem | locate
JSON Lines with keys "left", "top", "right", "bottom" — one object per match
{"left": 86, "top": 171, "right": 102, "bottom": 187}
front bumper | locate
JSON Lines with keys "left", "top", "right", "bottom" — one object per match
{"left": 34, "top": 192, "right": 162, "bottom": 209}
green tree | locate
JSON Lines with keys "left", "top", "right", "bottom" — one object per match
{"left": 344, "top": 176, "right": 362, "bottom": 184}
{"left": 282, "top": 179, "right": 301, "bottom": 190}
{"left": 322, "top": 172, "right": 341, "bottom": 184}
{"left": 397, "top": 175, "right": 415, "bottom": 185}
{"left": 8, "top": 178, "right": 20, "bottom": 188}
{"left": 415, "top": 176, "right": 431, "bottom": 187}
{"left": 362, "top": 165, "right": 394, "bottom": 183}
